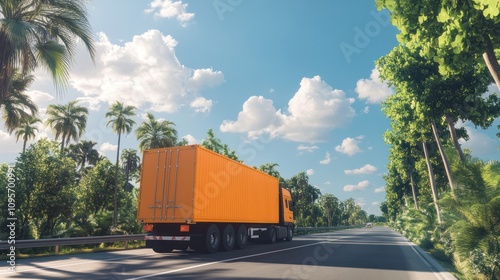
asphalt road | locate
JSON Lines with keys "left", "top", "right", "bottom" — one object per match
{"left": 2, "top": 226, "right": 456, "bottom": 280}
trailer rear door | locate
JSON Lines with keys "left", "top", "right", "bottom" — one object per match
{"left": 137, "top": 147, "right": 196, "bottom": 223}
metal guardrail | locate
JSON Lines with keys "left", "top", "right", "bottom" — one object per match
{"left": 0, "top": 226, "right": 357, "bottom": 254}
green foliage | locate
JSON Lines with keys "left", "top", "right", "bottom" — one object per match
{"left": 14, "top": 139, "right": 77, "bottom": 238}
{"left": 135, "top": 112, "right": 177, "bottom": 151}
{"left": 201, "top": 128, "right": 240, "bottom": 161}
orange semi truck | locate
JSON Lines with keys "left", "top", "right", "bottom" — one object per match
{"left": 137, "top": 145, "right": 295, "bottom": 253}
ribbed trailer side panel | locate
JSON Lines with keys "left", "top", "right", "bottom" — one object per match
{"left": 193, "top": 147, "right": 279, "bottom": 224}
{"left": 137, "top": 145, "right": 280, "bottom": 224}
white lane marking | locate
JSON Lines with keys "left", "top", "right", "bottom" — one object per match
{"left": 1, "top": 252, "right": 156, "bottom": 275}
{"left": 127, "top": 242, "right": 330, "bottom": 280}
{"left": 405, "top": 239, "right": 449, "bottom": 280}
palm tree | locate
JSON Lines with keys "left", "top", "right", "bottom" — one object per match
{"left": 0, "top": 0, "right": 95, "bottom": 99}
{"left": 45, "top": 100, "right": 88, "bottom": 152}
{"left": 67, "top": 140, "right": 99, "bottom": 170}
{"left": 106, "top": 101, "right": 136, "bottom": 226}
{"left": 258, "top": 163, "right": 280, "bottom": 178}
{"left": 1, "top": 72, "right": 37, "bottom": 132}
{"left": 121, "top": 149, "right": 140, "bottom": 192}
{"left": 135, "top": 112, "right": 178, "bottom": 151}
{"left": 14, "top": 116, "right": 40, "bottom": 152}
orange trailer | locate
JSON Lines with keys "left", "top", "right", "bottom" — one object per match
{"left": 137, "top": 145, "right": 294, "bottom": 253}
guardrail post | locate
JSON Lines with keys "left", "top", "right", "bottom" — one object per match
{"left": 125, "top": 241, "right": 129, "bottom": 249}
{"left": 55, "top": 245, "right": 59, "bottom": 255}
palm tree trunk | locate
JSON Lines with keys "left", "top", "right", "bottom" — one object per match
{"left": 22, "top": 139, "right": 27, "bottom": 153}
{"left": 431, "top": 120, "right": 456, "bottom": 197}
{"left": 60, "top": 133, "right": 66, "bottom": 153}
{"left": 445, "top": 114, "right": 465, "bottom": 163}
{"left": 113, "top": 131, "right": 122, "bottom": 226}
{"left": 483, "top": 34, "right": 500, "bottom": 91}
{"left": 422, "top": 141, "right": 442, "bottom": 224}
{"left": 410, "top": 171, "right": 419, "bottom": 210}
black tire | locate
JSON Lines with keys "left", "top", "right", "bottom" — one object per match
{"left": 205, "top": 224, "right": 220, "bottom": 253}
{"left": 286, "top": 226, "right": 293, "bottom": 241}
{"left": 269, "top": 227, "right": 277, "bottom": 244}
{"left": 152, "top": 245, "right": 174, "bottom": 253}
{"left": 235, "top": 224, "right": 248, "bottom": 249}
{"left": 221, "top": 224, "right": 235, "bottom": 251}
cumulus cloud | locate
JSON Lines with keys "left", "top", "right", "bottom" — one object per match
{"left": 306, "top": 169, "right": 315, "bottom": 176}
{"left": 221, "top": 76, "right": 355, "bottom": 142}
{"left": 343, "top": 180, "right": 370, "bottom": 192}
{"left": 182, "top": 134, "right": 198, "bottom": 144}
{"left": 355, "top": 68, "right": 393, "bottom": 104}
{"left": 345, "top": 164, "right": 377, "bottom": 175}
{"left": 372, "top": 201, "right": 381, "bottom": 207}
{"left": 99, "top": 142, "right": 117, "bottom": 153}
{"left": 190, "top": 97, "right": 213, "bottom": 113}
{"left": 70, "top": 30, "right": 223, "bottom": 114}
{"left": 335, "top": 136, "right": 363, "bottom": 156}
{"left": 145, "top": 0, "right": 194, "bottom": 26}
{"left": 320, "top": 152, "right": 331, "bottom": 165}
{"left": 375, "top": 186, "right": 386, "bottom": 193}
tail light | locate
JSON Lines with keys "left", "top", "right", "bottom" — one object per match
{"left": 180, "top": 225, "right": 190, "bottom": 232}
{"left": 143, "top": 224, "right": 153, "bottom": 232}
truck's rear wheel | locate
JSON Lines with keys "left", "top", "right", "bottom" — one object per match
{"left": 235, "top": 224, "right": 248, "bottom": 249}
{"left": 286, "top": 226, "right": 293, "bottom": 241}
{"left": 205, "top": 224, "right": 220, "bottom": 253}
{"left": 221, "top": 224, "right": 235, "bottom": 251}
{"left": 269, "top": 227, "right": 277, "bottom": 244}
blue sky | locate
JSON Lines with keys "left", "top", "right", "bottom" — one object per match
{"left": 1, "top": 0, "right": 499, "bottom": 216}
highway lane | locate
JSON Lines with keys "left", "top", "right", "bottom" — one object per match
{"left": 2, "top": 226, "right": 456, "bottom": 279}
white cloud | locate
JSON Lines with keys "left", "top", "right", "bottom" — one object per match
{"left": 99, "top": 142, "right": 117, "bottom": 153}
{"left": 458, "top": 125, "right": 498, "bottom": 159}
{"left": 182, "top": 134, "right": 198, "bottom": 144}
{"left": 343, "top": 180, "right": 370, "bottom": 192}
{"left": 190, "top": 97, "right": 213, "bottom": 113}
{"left": 70, "top": 30, "right": 223, "bottom": 114}
{"left": 363, "top": 106, "right": 370, "bottom": 113}
{"left": 345, "top": 164, "right": 377, "bottom": 175}
{"left": 356, "top": 198, "right": 366, "bottom": 207}
{"left": 145, "top": 0, "right": 194, "bottom": 26}
{"left": 335, "top": 136, "right": 363, "bottom": 156}
{"left": 306, "top": 169, "right": 314, "bottom": 176}
{"left": 221, "top": 76, "right": 355, "bottom": 142}
{"left": 220, "top": 96, "right": 282, "bottom": 134}
{"left": 374, "top": 186, "right": 386, "bottom": 193}
{"left": 0, "top": 130, "right": 21, "bottom": 156}
{"left": 297, "top": 145, "right": 319, "bottom": 153}
{"left": 320, "top": 152, "right": 331, "bottom": 165}
{"left": 372, "top": 201, "right": 381, "bottom": 207}
{"left": 26, "top": 90, "right": 54, "bottom": 105}
{"left": 76, "top": 96, "right": 101, "bottom": 111}
{"left": 355, "top": 68, "right": 393, "bottom": 104}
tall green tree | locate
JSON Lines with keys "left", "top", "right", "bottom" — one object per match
{"left": 0, "top": 0, "right": 95, "bottom": 99}
{"left": 46, "top": 100, "right": 88, "bottom": 152}
{"left": 121, "top": 148, "right": 140, "bottom": 192}
{"left": 317, "top": 194, "right": 339, "bottom": 227}
{"left": 105, "top": 101, "right": 136, "bottom": 226}
{"left": 376, "top": 0, "right": 500, "bottom": 89}
{"left": 1, "top": 72, "right": 37, "bottom": 133}
{"left": 258, "top": 163, "right": 280, "bottom": 178}
{"left": 14, "top": 116, "right": 40, "bottom": 152}
{"left": 67, "top": 140, "right": 99, "bottom": 170}
{"left": 15, "top": 139, "right": 77, "bottom": 238}
{"left": 135, "top": 112, "right": 177, "bottom": 151}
